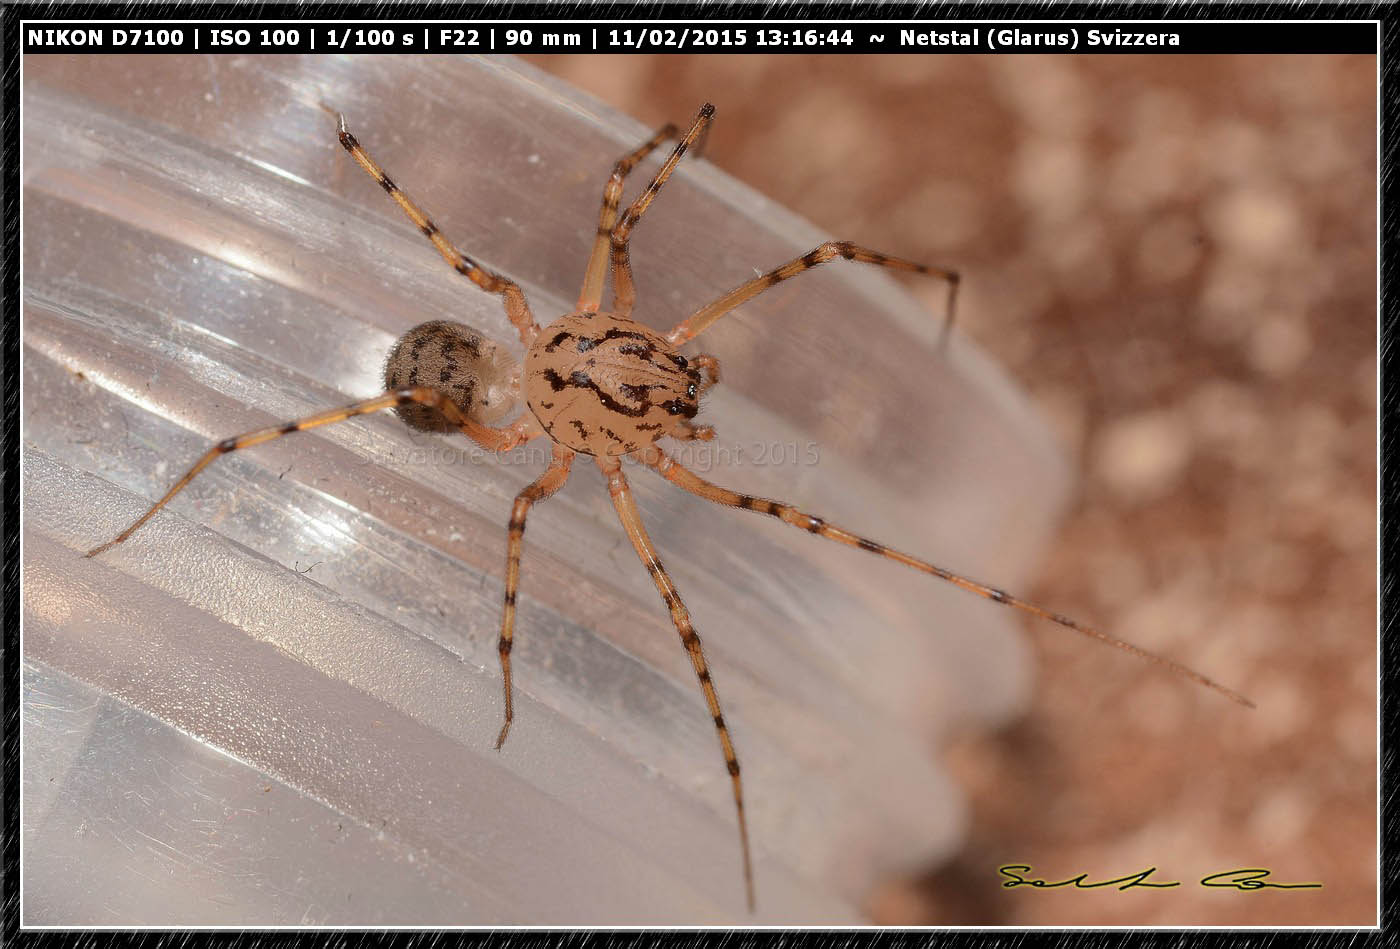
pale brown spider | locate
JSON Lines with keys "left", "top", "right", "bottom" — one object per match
{"left": 87, "top": 102, "right": 1253, "bottom": 911}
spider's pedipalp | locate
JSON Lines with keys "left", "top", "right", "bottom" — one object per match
{"left": 86, "top": 389, "right": 539, "bottom": 559}
{"left": 638, "top": 446, "right": 1254, "bottom": 710}
{"left": 608, "top": 104, "right": 715, "bottom": 318}
{"left": 694, "top": 354, "right": 722, "bottom": 394}
{"left": 332, "top": 112, "right": 541, "bottom": 347}
{"left": 666, "top": 240, "right": 960, "bottom": 347}
{"left": 599, "top": 454, "right": 755, "bottom": 912}
{"left": 496, "top": 444, "right": 575, "bottom": 750}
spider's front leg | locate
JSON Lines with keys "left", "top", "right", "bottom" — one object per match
{"left": 598, "top": 454, "right": 755, "bottom": 912}
{"left": 608, "top": 104, "right": 715, "bottom": 318}
{"left": 665, "top": 241, "right": 960, "bottom": 347}
{"left": 577, "top": 120, "right": 683, "bottom": 312}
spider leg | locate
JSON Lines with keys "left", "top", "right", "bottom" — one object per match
{"left": 496, "top": 444, "right": 575, "bottom": 750}
{"left": 638, "top": 446, "right": 1254, "bottom": 709}
{"left": 665, "top": 241, "right": 960, "bottom": 348}
{"left": 578, "top": 121, "right": 682, "bottom": 313}
{"left": 326, "top": 107, "right": 540, "bottom": 348}
{"left": 598, "top": 454, "right": 755, "bottom": 912}
{"left": 86, "top": 388, "right": 540, "bottom": 558}
{"left": 609, "top": 104, "right": 715, "bottom": 319}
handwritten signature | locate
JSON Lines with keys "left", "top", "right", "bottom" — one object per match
{"left": 999, "top": 865, "right": 1323, "bottom": 892}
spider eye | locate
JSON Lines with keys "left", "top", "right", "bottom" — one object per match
{"left": 687, "top": 383, "right": 698, "bottom": 399}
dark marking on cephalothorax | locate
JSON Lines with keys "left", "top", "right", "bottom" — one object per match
{"left": 598, "top": 327, "right": 655, "bottom": 345}
{"left": 540, "top": 368, "right": 654, "bottom": 419}
{"left": 618, "top": 382, "right": 656, "bottom": 402}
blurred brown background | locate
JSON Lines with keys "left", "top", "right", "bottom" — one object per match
{"left": 525, "top": 54, "right": 1377, "bottom": 925}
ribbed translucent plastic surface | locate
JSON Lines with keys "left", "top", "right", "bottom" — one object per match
{"left": 21, "top": 55, "right": 1069, "bottom": 924}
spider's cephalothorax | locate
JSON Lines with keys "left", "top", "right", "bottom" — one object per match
{"left": 87, "top": 102, "right": 1252, "bottom": 915}
{"left": 524, "top": 311, "right": 705, "bottom": 455}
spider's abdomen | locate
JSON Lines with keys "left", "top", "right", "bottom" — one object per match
{"left": 524, "top": 312, "right": 701, "bottom": 456}
{"left": 385, "top": 320, "right": 518, "bottom": 429}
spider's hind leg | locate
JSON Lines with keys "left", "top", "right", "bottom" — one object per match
{"left": 87, "top": 388, "right": 538, "bottom": 559}
{"left": 325, "top": 107, "right": 540, "bottom": 347}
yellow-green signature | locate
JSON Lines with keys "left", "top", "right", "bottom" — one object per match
{"left": 999, "top": 865, "right": 1323, "bottom": 891}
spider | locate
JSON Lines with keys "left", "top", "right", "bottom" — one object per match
{"left": 87, "top": 102, "right": 1253, "bottom": 912}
